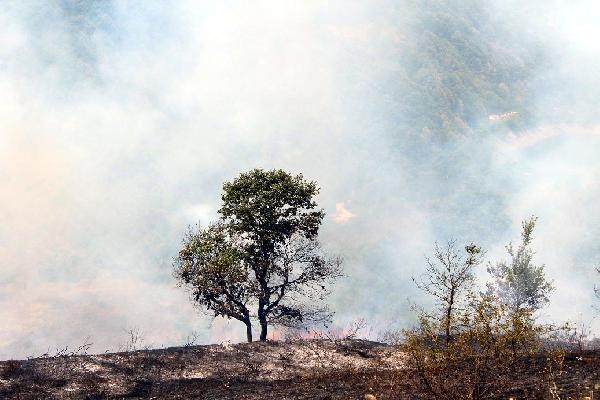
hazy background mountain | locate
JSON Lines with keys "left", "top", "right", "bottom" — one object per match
{"left": 1, "top": 0, "right": 599, "bottom": 359}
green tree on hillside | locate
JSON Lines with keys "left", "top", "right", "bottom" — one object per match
{"left": 487, "top": 216, "right": 554, "bottom": 314}
{"left": 174, "top": 169, "right": 342, "bottom": 342}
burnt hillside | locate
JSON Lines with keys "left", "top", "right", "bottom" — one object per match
{"left": 1, "top": 340, "right": 600, "bottom": 399}
{"left": 0, "top": 340, "right": 403, "bottom": 399}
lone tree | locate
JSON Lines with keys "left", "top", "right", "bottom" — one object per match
{"left": 174, "top": 169, "right": 342, "bottom": 342}
{"left": 487, "top": 216, "right": 554, "bottom": 314}
{"left": 413, "top": 240, "right": 484, "bottom": 345}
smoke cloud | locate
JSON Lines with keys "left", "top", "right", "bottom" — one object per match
{"left": 1, "top": 0, "right": 599, "bottom": 359}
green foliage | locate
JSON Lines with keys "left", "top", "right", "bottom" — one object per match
{"left": 487, "top": 217, "right": 554, "bottom": 313}
{"left": 404, "top": 293, "right": 564, "bottom": 400}
{"left": 176, "top": 223, "right": 251, "bottom": 322}
{"left": 174, "top": 169, "right": 342, "bottom": 342}
{"left": 220, "top": 168, "right": 324, "bottom": 257}
{"left": 406, "top": 228, "right": 563, "bottom": 398}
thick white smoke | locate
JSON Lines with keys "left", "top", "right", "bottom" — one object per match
{"left": 0, "top": 1, "right": 599, "bottom": 358}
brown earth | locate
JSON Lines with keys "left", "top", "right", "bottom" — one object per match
{"left": 0, "top": 339, "right": 598, "bottom": 399}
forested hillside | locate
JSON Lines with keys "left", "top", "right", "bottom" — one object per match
{"left": 380, "top": 0, "right": 541, "bottom": 142}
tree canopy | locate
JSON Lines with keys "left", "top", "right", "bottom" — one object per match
{"left": 487, "top": 217, "right": 554, "bottom": 314}
{"left": 174, "top": 169, "right": 342, "bottom": 342}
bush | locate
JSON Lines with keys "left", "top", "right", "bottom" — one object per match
{"left": 403, "top": 294, "right": 564, "bottom": 399}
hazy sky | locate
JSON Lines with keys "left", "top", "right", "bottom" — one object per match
{"left": 1, "top": 0, "right": 599, "bottom": 359}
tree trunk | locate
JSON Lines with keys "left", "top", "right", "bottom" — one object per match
{"left": 259, "top": 317, "right": 268, "bottom": 341}
{"left": 445, "top": 305, "right": 451, "bottom": 346}
{"left": 258, "top": 310, "right": 268, "bottom": 341}
{"left": 260, "top": 321, "right": 268, "bottom": 341}
{"left": 245, "top": 320, "right": 253, "bottom": 342}
{"left": 445, "top": 289, "right": 455, "bottom": 346}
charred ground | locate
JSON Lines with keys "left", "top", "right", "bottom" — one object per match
{"left": 0, "top": 339, "right": 599, "bottom": 399}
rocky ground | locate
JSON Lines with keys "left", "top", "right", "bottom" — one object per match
{"left": 0, "top": 340, "right": 599, "bottom": 399}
